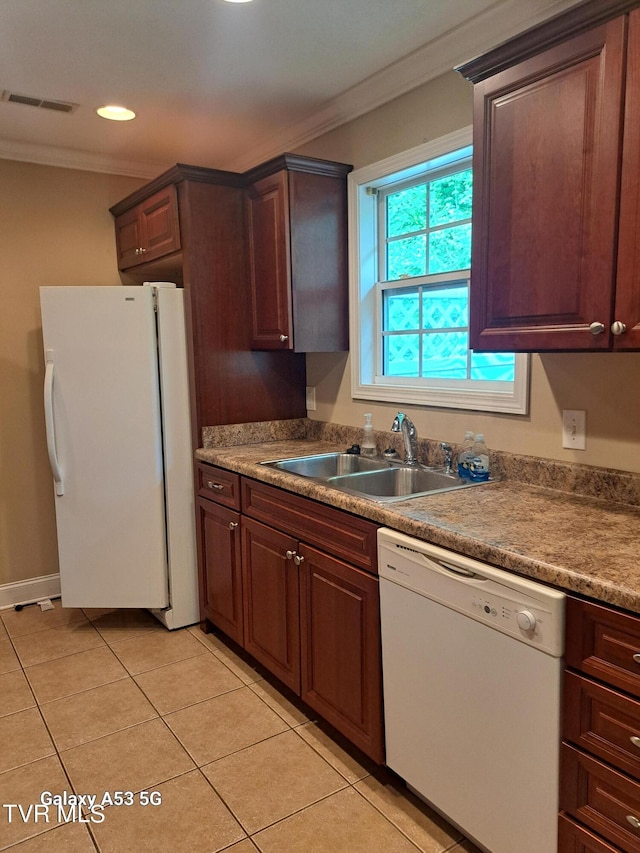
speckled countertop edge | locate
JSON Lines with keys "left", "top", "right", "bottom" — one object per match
{"left": 197, "top": 420, "right": 640, "bottom": 614}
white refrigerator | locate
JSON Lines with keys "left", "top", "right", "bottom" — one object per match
{"left": 39, "top": 282, "right": 199, "bottom": 630}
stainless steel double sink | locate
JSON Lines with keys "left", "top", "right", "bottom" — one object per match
{"left": 260, "top": 451, "right": 486, "bottom": 502}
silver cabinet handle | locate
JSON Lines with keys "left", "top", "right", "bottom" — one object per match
{"left": 206, "top": 481, "right": 224, "bottom": 490}
{"left": 589, "top": 321, "right": 605, "bottom": 335}
{"left": 285, "top": 550, "right": 296, "bottom": 560}
{"left": 633, "top": 653, "right": 640, "bottom": 664}
{"left": 293, "top": 555, "right": 305, "bottom": 565}
{"left": 627, "top": 815, "right": 640, "bottom": 830}
{"left": 630, "top": 736, "right": 640, "bottom": 749}
{"left": 612, "top": 321, "right": 627, "bottom": 336}
{"left": 279, "top": 334, "right": 289, "bottom": 342}
{"left": 228, "top": 521, "right": 238, "bottom": 531}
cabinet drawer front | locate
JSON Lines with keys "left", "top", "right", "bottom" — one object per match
{"left": 564, "top": 671, "right": 640, "bottom": 781}
{"left": 241, "top": 478, "right": 378, "bottom": 573}
{"left": 561, "top": 743, "right": 640, "bottom": 852}
{"left": 566, "top": 597, "right": 640, "bottom": 699}
{"left": 559, "top": 813, "right": 624, "bottom": 853}
{"left": 196, "top": 463, "right": 240, "bottom": 509}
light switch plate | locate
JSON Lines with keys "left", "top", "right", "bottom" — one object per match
{"left": 562, "top": 409, "right": 586, "bottom": 450}
{"left": 305, "top": 386, "right": 316, "bottom": 411}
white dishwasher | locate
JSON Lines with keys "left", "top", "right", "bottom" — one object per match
{"left": 378, "top": 528, "right": 565, "bottom": 853}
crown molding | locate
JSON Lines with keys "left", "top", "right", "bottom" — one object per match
{"left": 226, "top": 0, "right": 583, "bottom": 172}
{"left": 0, "top": 0, "right": 581, "bottom": 178}
{"left": 0, "top": 138, "right": 168, "bottom": 179}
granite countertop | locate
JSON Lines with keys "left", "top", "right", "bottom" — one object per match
{"left": 196, "top": 422, "right": 640, "bottom": 615}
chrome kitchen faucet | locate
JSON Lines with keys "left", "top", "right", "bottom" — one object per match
{"left": 391, "top": 413, "right": 418, "bottom": 466}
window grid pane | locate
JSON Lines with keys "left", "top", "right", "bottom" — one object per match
{"left": 372, "top": 151, "right": 522, "bottom": 395}
{"left": 382, "top": 281, "right": 470, "bottom": 380}
{"left": 382, "top": 166, "right": 473, "bottom": 283}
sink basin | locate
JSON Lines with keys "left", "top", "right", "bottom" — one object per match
{"left": 261, "top": 451, "right": 488, "bottom": 502}
{"left": 261, "top": 452, "right": 390, "bottom": 479}
{"left": 328, "top": 466, "right": 472, "bottom": 502}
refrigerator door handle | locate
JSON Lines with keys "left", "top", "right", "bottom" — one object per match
{"left": 44, "top": 350, "right": 64, "bottom": 496}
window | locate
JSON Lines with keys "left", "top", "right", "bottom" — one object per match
{"left": 348, "top": 127, "right": 529, "bottom": 414}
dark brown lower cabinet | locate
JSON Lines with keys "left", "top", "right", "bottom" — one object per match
{"left": 242, "top": 517, "right": 300, "bottom": 692}
{"left": 299, "top": 544, "right": 382, "bottom": 761}
{"left": 559, "top": 813, "right": 623, "bottom": 852}
{"left": 561, "top": 744, "right": 640, "bottom": 853}
{"left": 561, "top": 596, "right": 640, "bottom": 852}
{"left": 197, "top": 468, "right": 384, "bottom": 763}
{"left": 241, "top": 514, "right": 384, "bottom": 763}
{"left": 197, "top": 496, "right": 243, "bottom": 646}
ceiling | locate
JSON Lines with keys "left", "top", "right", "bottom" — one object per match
{"left": 0, "top": 0, "right": 582, "bottom": 179}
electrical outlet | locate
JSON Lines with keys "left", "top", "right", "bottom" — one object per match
{"left": 562, "top": 409, "right": 586, "bottom": 450}
{"left": 305, "top": 386, "right": 316, "bottom": 411}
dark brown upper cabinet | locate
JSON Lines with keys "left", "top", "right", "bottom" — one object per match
{"left": 244, "top": 154, "right": 352, "bottom": 352}
{"left": 114, "top": 184, "right": 181, "bottom": 270}
{"left": 110, "top": 165, "right": 306, "bottom": 441}
{"left": 458, "top": 0, "right": 640, "bottom": 352}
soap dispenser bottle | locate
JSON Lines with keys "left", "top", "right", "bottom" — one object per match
{"left": 361, "top": 413, "right": 376, "bottom": 456}
{"left": 457, "top": 431, "right": 475, "bottom": 479}
{"left": 469, "top": 433, "right": 490, "bottom": 481}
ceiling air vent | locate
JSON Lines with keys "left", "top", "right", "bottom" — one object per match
{"left": 1, "top": 90, "right": 78, "bottom": 113}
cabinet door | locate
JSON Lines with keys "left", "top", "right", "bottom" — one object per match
{"left": 614, "top": 8, "right": 640, "bottom": 350}
{"left": 246, "top": 172, "right": 293, "bottom": 349}
{"left": 139, "top": 185, "right": 181, "bottom": 264}
{"left": 114, "top": 205, "right": 143, "bottom": 270}
{"left": 197, "top": 497, "right": 243, "bottom": 645}
{"left": 114, "top": 185, "right": 181, "bottom": 270}
{"left": 241, "top": 517, "right": 300, "bottom": 691}
{"left": 470, "top": 18, "right": 626, "bottom": 351}
{"left": 299, "top": 544, "right": 384, "bottom": 762}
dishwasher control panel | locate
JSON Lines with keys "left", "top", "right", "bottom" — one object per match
{"left": 378, "top": 528, "right": 565, "bottom": 657}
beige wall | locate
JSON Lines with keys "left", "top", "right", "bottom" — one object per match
{"left": 298, "top": 71, "right": 640, "bottom": 474}
{"left": 0, "top": 160, "right": 144, "bottom": 587}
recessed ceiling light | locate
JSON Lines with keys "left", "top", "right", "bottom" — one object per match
{"left": 96, "top": 105, "right": 136, "bottom": 121}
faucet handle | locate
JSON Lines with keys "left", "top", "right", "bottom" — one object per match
{"left": 441, "top": 442, "right": 453, "bottom": 473}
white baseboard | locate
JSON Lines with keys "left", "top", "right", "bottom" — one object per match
{"left": 0, "top": 574, "right": 61, "bottom": 610}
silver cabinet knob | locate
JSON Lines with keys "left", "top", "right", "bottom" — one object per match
{"left": 228, "top": 521, "right": 238, "bottom": 531}
{"left": 630, "top": 736, "right": 640, "bottom": 749}
{"left": 627, "top": 815, "right": 640, "bottom": 830}
{"left": 633, "top": 653, "right": 640, "bottom": 664}
{"left": 285, "top": 550, "right": 296, "bottom": 560}
{"left": 293, "top": 555, "right": 305, "bottom": 565}
{"left": 206, "top": 481, "right": 224, "bottom": 490}
{"left": 279, "top": 334, "right": 289, "bottom": 342}
{"left": 589, "top": 322, "right": 605, "bottom": 336}
{"left": 611, "top": 320, "right": 627, "bottom": 336}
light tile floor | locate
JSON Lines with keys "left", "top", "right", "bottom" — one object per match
{"left": 0, "top": 603, "right": 481, "bottom": 853}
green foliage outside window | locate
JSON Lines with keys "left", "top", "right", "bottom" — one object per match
{"left": 381, "top": 165, "right": 514, "bottom": 382}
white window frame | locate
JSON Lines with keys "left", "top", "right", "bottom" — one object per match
{"left": 348, "top": 127, "right": 530, "bottom": 415}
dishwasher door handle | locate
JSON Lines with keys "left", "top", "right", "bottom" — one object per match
{"left": 437, "top": 560, "right": 486, "bottom": 580}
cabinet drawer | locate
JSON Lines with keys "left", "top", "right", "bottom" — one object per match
{"left": 561, "top": 743, "right": 640, "bottom": 852}
{"left": 241, "top": 478, "right": 378, "bottom": 573}
{"left": 196, "top": 463, "right": 240, "bottom": 510}
{"left": 564, "top": 671, "right": 640, "bottom": 781}
{"left": 559, "top": 813, "right": 624, "bottom": 853}
{"left": 566, "top": 597, "right": 640, "bottom": 700}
